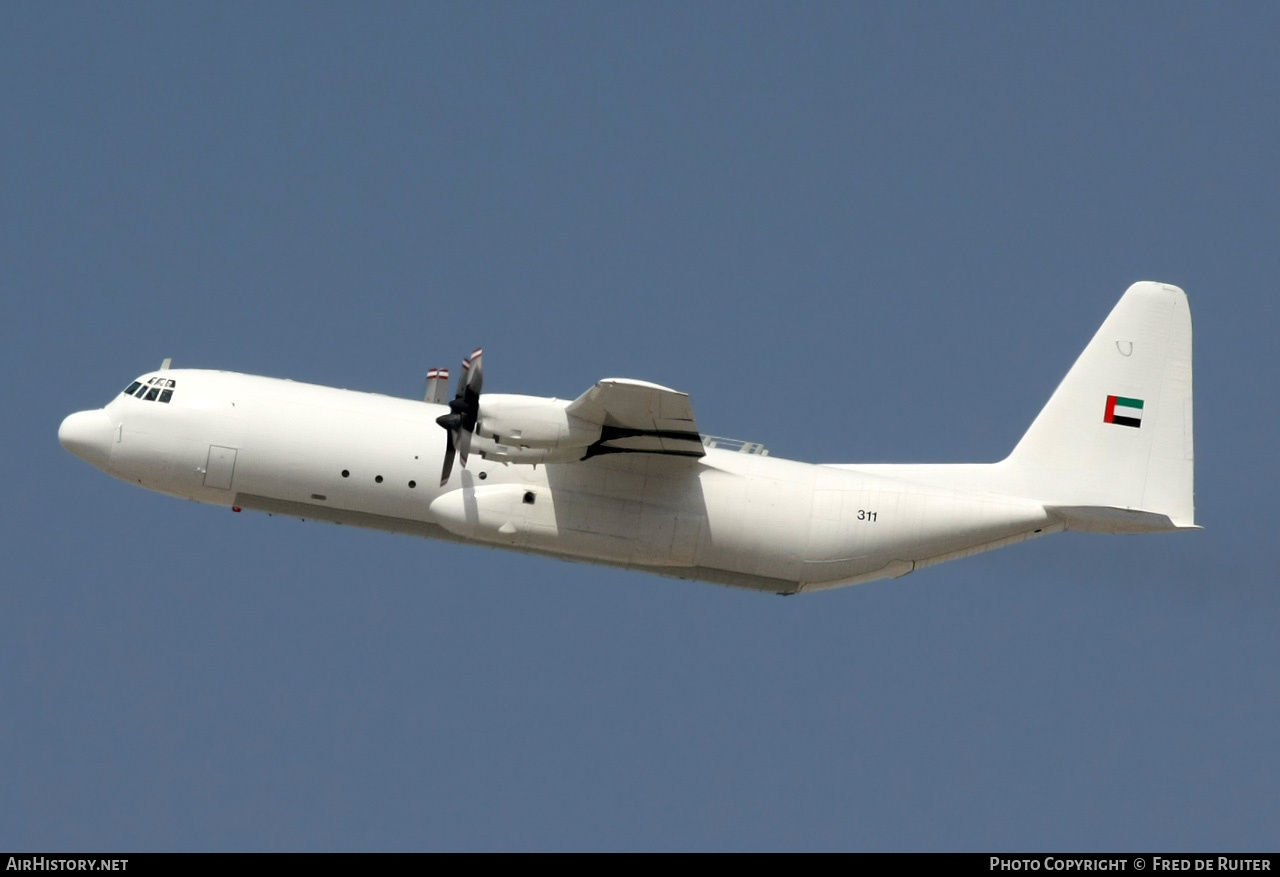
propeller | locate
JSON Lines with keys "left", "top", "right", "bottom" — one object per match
{"left": 436, "top": 348, "right": 483, "bottom": 485}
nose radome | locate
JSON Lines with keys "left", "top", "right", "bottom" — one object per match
{"left": 59, "top": 409, "right": 114, "bottom": 469}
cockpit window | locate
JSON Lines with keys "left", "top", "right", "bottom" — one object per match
{"left": 128, "top": 377, "right": 177, "bottom": 403}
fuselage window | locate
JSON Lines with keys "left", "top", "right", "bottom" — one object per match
{"left": 159, "top": 389, "right": 173, "bottom": 403}
{"left": 145, "top": 387, "right": 160, "bottom": 401}
{"left": 124, "top": 381, "right": 142, "bottom": 396}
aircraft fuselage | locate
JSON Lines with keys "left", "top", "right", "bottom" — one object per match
{"left": 61, "top": 369, "right": 1056, "bottom": 594}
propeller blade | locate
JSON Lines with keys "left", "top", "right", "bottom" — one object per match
{"left": 457, "top": 421, "right": 473, "bottom": 468}
{"left": 456, "top": 348, "right": 483, "bottom": 462}
{"left": 464, "top": 348, "right": 483, "bottom": 399}
{"left": 454, "top": 348, "right": 481, "bottom": 400}
{"left": 439, "top": 419, "right": 457, "bottom": 486}
{"left": 436, "top": 348, "right": 484, "bottom": 484}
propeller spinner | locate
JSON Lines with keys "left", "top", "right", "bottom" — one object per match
{"left": 436, "top": 348, "right": 483, "bottom": 485}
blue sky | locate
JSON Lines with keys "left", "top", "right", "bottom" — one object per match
{"left": 3, "top": 3, "right": 1278, "bottom": 851}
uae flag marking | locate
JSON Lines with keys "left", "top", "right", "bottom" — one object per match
{"left": 1104, "top": 395, "right": 1144, "bottom": 428}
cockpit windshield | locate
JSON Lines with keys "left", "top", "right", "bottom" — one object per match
{"left": 123, "top": 377, "right": 176, "bottom": 404}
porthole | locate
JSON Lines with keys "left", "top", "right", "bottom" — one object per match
{"left": 408, "top": 480, "right": 416, "bottom": 489}
{"left": 522, "top": 491, "right": 535, "bottom": 505}
{"left": 375, "top": 475, "right": 383, "bottom": 484}
{"left": 478, "top": 471, "right": 488, "bottom": 480}
{"left": 341, "top": 470, "right": 349, "bottom": 478}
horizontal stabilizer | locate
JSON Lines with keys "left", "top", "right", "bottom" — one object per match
{"left": 1045, "top": 506, "right": 1194, "bottom": 534}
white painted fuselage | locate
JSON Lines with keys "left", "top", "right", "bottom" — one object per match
{"left": 59, "top": 282, "right": 1196, "bottom": 594}
{"left": 61, "top": 369, "right": 1058, "bottom": 594}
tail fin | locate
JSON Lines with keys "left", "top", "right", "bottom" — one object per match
{"left": 1003, "top": 281, "right": 1195, "bottom": 531}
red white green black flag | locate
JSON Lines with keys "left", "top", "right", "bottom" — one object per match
{"left": 1104, "top": 395, "right": 1143, "bottom": 428}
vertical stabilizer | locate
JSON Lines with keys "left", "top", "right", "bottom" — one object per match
{"left": 1003, "top": 282, "right": 1195, "bottom": 528}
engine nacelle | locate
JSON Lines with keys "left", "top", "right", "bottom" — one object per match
{"left": 476, "top": 394, "right": 597, "bottom": 450}
{"left": 469, "top": 439, "right": 588, "bottom": 465}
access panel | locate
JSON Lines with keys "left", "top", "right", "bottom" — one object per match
{"left": 204, "top": 445, "right": 238, "bottom": 490}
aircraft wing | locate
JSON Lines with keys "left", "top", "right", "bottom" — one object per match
{"left": 567, "top": 378, "right": 705, "bottom": 459}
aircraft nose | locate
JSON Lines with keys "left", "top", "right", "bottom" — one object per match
{"left": 59, "top": 409, "right": 115, "bottom": 469}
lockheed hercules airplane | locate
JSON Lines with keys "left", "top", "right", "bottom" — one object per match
{"left": 59, "top": 282, "right": 1195, "bottom": 594}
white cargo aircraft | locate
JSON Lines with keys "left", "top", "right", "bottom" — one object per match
{"left": 59, "top": 282, "right": 1195, "bottom": 594}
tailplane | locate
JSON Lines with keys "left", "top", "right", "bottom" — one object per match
{"left": 1002, "top": 281, "right": 1196, "bottom": 530}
